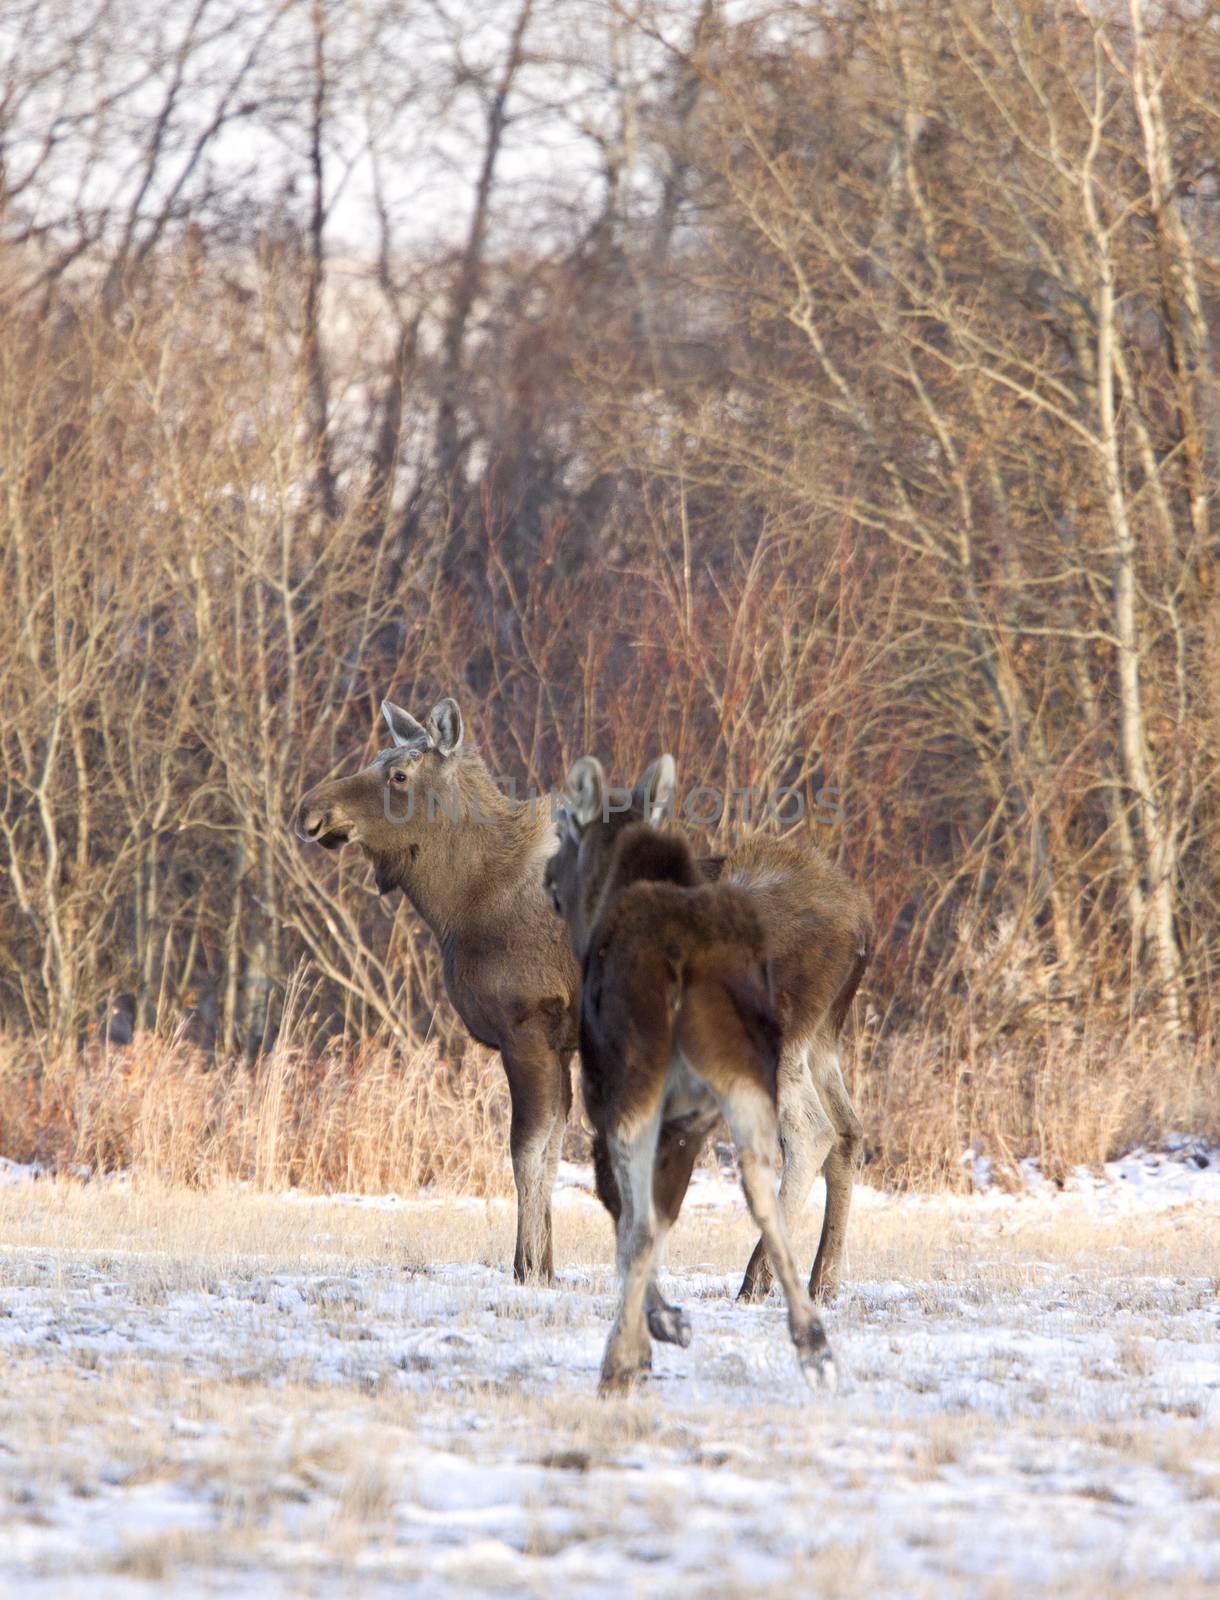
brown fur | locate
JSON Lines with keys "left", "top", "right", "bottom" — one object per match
{"left": 548, "top": 775, "right": 836, "bottom": 1393}
{"left": 294, "top": 699, "right": 871, "bottom": 1308}
{"left": 547, "top": 758, "right": 874, "bottom": 1305}
{"left": 579, "top": 876, "right": 783, "bottom": 1131}
{"left": 295, "top": 698, "right": 578, "bottom": 1283}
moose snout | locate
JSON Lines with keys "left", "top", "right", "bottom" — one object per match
{"left": 294, "top": 778, "right": 360, "bottom": 849}
{"left": 294, "top": 797, "right": 352, "bottom": 849}
{"left": 294, "top": 798, "right": 327, "bottom": 842}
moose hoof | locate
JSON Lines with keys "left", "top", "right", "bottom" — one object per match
{"left": 808, "top": 1271, "right": 840, "bottom": 1307}
{"left": 794, "top": 1324, "right": 837, "bottom": 1393}
{"left": 647, "top": 1303, "right": 692, "bottom": 1348}
{"left": 736, "top": 1272, "right": 773, "bottom": 1305}
{"left": 599, "top": 1333, "right": 652, "bottom": 1395}
{"left": 512, "top": 1262, "right": 556, "bottom": 1288}
{"left": 598, "top": 1360, "right": 651, "bottom": 1396}
{"left": 803, "top": 1351, "right": 837, "bottom": 1393}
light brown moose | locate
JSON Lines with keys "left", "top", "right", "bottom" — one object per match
{"left": 293, "top": 696, "right": 870, "bottom": 1311}
{"left": 295, "top": 697, "right": 579, "bottom": 1284}
{"left": 545, "top": 754, "right": 837, "bottom": 1392}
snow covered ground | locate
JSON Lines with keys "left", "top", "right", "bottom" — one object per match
{"left": 1, "top": 1156, "right": 1218, "bottom": 1597}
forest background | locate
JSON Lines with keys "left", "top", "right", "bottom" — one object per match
{"left": 2, "top": 0, "right": 1217, "bottom": 1189}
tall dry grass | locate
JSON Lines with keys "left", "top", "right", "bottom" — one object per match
{"left": 853, "top": 1023, "right": 1218, "bottom": 1190}
{"left": 3, "top": 1009, "right": 1215, "bottom": 1195}
{"left": 0, "top": 1026, "right": 512, "bottom": 1196}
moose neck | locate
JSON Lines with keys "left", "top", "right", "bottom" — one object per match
{"left": 373, "top": 752, "right": 552, "bottom": 943}
{"left": 573, "top": 825, "right": 697, "bottom": 960}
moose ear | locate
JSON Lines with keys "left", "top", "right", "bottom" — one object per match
{"left": 633, "top": 753, "right": 676, "bottom": 825}
{"left": 382, "top": 699, "right": 428, "bottom": 747}
{"left": 425, "top": 697, "right": 463, "bottom": 756}
{"left": 565, "top": 756, "right": 606, "bottom": 828}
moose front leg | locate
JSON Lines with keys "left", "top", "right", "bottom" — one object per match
{"left": 592, "top": 1121, "right": 702, "bottom": 1348}
{"left": 540, "top": 1052, "right": 574, "bottom": 1268}
{"left": 502, "top": 1033, "right": 570, "bottom": 1284}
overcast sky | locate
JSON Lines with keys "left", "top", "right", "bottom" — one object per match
{"left": 1, "top": 1, "right": 739, "bottom": 262}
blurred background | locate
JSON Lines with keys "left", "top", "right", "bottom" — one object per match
{"left": 1, "top": 0, "right": 1217, "bottom": 1186}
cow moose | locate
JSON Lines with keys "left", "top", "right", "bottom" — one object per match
{"left": 295, "top": 697, "right": 578, "bottom": 1284}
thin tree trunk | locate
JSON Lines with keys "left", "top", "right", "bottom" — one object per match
{"left": 302, "top": 0, "right": 337, "bottom": 521}
{"left": 434, "top": 0, "right": 534, "bottom": 487}
{"left": 1086, "top": 160, "right": 1187, "bottom": 1033}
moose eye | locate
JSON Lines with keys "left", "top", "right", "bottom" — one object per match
{"left": 391, "top": 769, "right": 410, "bottom": 785}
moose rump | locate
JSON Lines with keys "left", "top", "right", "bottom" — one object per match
{"left": 580, "top": 877, "right": 784, "bottom": 1183}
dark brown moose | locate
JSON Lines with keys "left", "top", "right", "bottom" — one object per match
{"left": 546, "top": 752, "right": 873, "bottom": 1310}
{"left": 544, "top": 754, "right": 838, "bottom": 1392}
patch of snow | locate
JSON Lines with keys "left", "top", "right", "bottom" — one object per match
{"left": 960, "top": 1148, "right": 994, "bottom": 1192}
{"left": 1077, "top": 1138, "right": 1220, "bottom": 1208}
{"left": 1019, "top": 1155, "right": 1053, "bottom": 1193}
{"left": 1, "top": 1182, "right": 1218, "bottom": 1598}
{"left": 0, "top": 1157, "right": 41, "bottom": 1186}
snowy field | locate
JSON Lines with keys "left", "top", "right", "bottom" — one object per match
{"left": 1, "top": 1150, "right": 1218, "bottom": 1598}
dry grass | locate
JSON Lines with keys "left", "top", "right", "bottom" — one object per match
{"left": 1, "top": 1172, "right": 1216, "bottom": 1285}
{"left": 2, "top": 1012, "right": 1217, "bottom": 1196}
{"left": 853, "top": 1021, "right": 1220, "bottom": 1189}
{"left": 0, "top": 1028, "right": 512, "bottom": 1195}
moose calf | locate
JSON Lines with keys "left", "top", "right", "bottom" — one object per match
{"left": 546, "top": 755, "right": 836, "bottom": 1394}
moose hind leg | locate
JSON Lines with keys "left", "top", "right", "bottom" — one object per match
{"left": 722, "top": 1085, "right": 836, "bottom": 1392}
{"left": 600, "top": 1115, "right": 663, "bottom": 1394}
{"left": 738, "top": 1048, "right": 835, "bottom": 1304}
{"left": 809, "top": 1046, "right": 863, "bottom": 1303}
{"left": 504, "top": 1039, "right": 566, "bottom": 1285}
{"left": 591, "top": 1124, "right": 687, "bottom": 1345}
